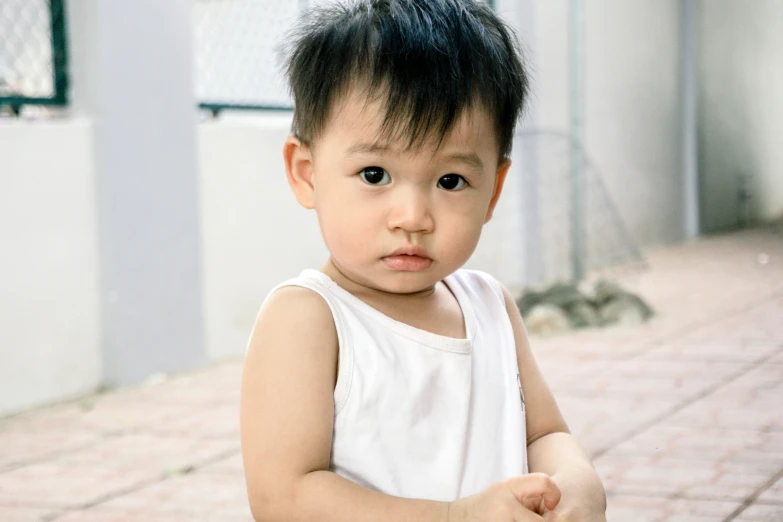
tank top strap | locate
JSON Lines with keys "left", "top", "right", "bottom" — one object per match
{"left": 256, "top": 269, "right": 354, "bottom": 414}
{"left": 445, "top": 269, "right": 506, "bottom": 311}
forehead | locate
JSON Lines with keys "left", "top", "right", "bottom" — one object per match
{"left": 318, "top": 88, "right": 500, "bottom": 159}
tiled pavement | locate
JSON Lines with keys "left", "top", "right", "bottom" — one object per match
{"left": 1, "top": 224, "right": 782, "bottom": 521}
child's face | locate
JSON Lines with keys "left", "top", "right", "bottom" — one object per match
{"left": 286, "top": 91, "right": 509, "bottom": 294}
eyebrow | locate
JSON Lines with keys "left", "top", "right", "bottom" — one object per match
{"left": 346, "top": 142, "right": 391, "bottom": 155}
{"left": 444, "top": 152, "right": 485, "bottom": 172}
{"left": 346, "top": 142, "right": 485, "bottom": 172}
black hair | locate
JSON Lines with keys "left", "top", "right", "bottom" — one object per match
{"left": 282, "top": 0, "right": 529, "bottom": 159}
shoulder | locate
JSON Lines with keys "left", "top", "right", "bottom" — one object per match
{"left": 247, "top": 284, "right": 338, "bottom": 360}
{"left": 261, "top": 284, "right": 334, "bottom": 320}
{"left": 448, "top": 270, "right": 523, "bottom": 335}
{"left": 243, "top": 283, "right": 340, "bottom": 416}
{"left": 449, "top": 268, "right": 506, "bottom": 302}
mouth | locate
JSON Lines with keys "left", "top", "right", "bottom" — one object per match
{"left": 382, "top": 245, "right": 432, "bottom": 272}
{"left": 387, "top": 245, "right": 428, "bottom": 257}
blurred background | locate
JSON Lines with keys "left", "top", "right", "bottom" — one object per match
{"left": 2, "top": 0, "right": 782, "bottom": 416}
{"left": 1, "top": 1, "right": 782, "bottom": 519}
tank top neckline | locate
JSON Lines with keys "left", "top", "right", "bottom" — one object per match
{"left": 300, "top": 269, "right": 475, "bottom": 353}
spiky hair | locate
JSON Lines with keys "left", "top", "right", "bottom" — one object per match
{"left": 282, "top": 0, "right": 529, "bottom": 158}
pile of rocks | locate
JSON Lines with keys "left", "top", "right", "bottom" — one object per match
{"left": 516, "top": 280, "right": 654, "bottom": 336}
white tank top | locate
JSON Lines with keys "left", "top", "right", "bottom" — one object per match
{"left": 263, "top": 268, "right": 528, "bottom": 501}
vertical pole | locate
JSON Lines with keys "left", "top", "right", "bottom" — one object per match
{"left": 494, "top": 0, "right": 539, "bottom": 287}
{"left": 68, "top": 0, "right": 206, "bottom": 387}
{"left": 569, "top": 0, "right": 585, "bottom": 281}
{"left": 682, "top": 0, "right": 700, "bottom": 238}
{"left": 517, "top": 0, "right": 540, "bottom": 286}
{"left": 49, "top": 0, "right": 69, "bottom": 105}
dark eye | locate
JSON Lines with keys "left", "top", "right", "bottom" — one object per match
{"left": 438, "top": 174, "right": 467, "bottom": 191}
{"left": 359, "top": 167, "right": 391, "bottom": 185}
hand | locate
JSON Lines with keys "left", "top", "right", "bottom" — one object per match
{"left": 539, "top": 472, "right": 607, "bottom": 522}
{"left": 542, "top": 505, "right": 607, "bottom": 522}
{"left": 541, "top": 500, "right": 607, "bottom": 522}
{"left": 448, "top": 473, "right": 562, "bottom": 522}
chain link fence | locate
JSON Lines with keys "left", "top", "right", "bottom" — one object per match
{"left": 193, "top": 0, "right": 305, "bottom": 113}
{"left": 192, "top": 0, "right": 495, "bottom": 114}
{"left": 0, "top": 0, "right": 68, "bottom": 112}
{"left": 2, "top": 0, "right": 493, "bottom": 115}
{"left": 516, "top": 130, "right": 646, "bottom": 285}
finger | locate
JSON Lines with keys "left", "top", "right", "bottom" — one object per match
{"left": 517, "top": 493, "right": 545, "bottom": 514}
{"left": 512, "top": 502, "right": 544, "bottom": 522}
{"left": 519, "top": 494, "right": 541, "bottom": 513}
{"left": 507, "top": 473, "right": 562, "bottom": 511}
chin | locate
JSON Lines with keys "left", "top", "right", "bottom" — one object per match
{"left": 376, "top": 271, "right": 441, "bottom": 295}
{"left": 336, "top": 260, "right": 443, "bottom": 294}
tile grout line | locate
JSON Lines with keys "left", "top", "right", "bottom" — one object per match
{"left": 549, "top": 290, "right": 783, "bottom": 398}
{"left": 0, "top": 411, "right": 237, "bottom": 475}
{"left": 606, "top": 488, "right": 783, "bottom": 504}
{"left": 588, "top": 288, "right": 783, "bottom": 460}
{"left": 590, "top": 344, "right": 783, "bottom": 461}
{"left": 720, "top": 466, "right": 783, "bottom": 522}
{"left": 43, "top": 446, "right": 242, "bottom": 520}
{"left": 630, "top": 288, "right": 783, "bottom": 359}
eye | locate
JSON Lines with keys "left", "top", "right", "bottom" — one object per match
{"left": 437, "top": 174, "right": 467, "bottom": 191}
{"left": 359, "top": 166, "right": 391, "bottom": 185}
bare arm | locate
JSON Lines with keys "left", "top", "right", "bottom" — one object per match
{"left": 501, "top": 287, "right": 607, "bottom": 520}
{"left": 528, "top": 434, "right": 607, "bottom": 520}
{"left": 240, "top": 286, "right": 450, "bottom": 522}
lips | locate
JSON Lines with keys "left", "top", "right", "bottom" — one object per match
{"left": 387, "top": 244, "right": 428, "bottom": 258}
{"left": 383, "top": 245, "right": 432, "bottom": 271}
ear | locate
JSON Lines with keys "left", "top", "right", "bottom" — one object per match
{"left": 484, "top": 159, "right": 511, "bottom": 223}
{"left": 283, "top": 135, "right": 315, "bottom": 209}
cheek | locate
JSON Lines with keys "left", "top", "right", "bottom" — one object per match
{"left": 441, "top": 219, "right": 483, "bottom": 255}
{"left": 316, "top": 187, "right": 380, "bottom": 259}
{"left": 439, "top": 192, "right": 490, "bottom": 227}
{"left": 437, "top": 203, "right": 486, "bottom": 254}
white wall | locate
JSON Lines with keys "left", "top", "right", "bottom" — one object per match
{"left": 65, "top": 0, "right": 208, "bottom": 388}
{"left": 0, "top": 119, "right": 101, "bottom": 416}
{"left": 585, "top": 0, "right": 683, "bottom": 246}
{"left": 465, "top": 160, "right": 526, "bottom": 289}
{"left": 699, "top": 0, "right": 783, "bottom": 232}
{"left": 469, "top": 1, "right": 685, "bottom": 287}
{"left": 532, "top": 0, "right": 684, "bottom": 248}
{"left": 0, "top": 113, "right": 328, "bottom": 412}
{"left": 198, "top": 113, "right": 328, "bottom": 359}
{"left": 468, "top": 0, "right": 686, "bottom": 288}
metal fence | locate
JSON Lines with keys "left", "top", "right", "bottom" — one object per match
{"left": 1, "top": 0, "right": 493, "bottom": 116}
{"left": 193, "top": 0, "right": 304, "bottom": 114}
{"left": 0, "top": 0, "right": 68, "bottom": 113}
{"left": 516, "top": 130, "right": 646, "bottom": 285}
{"left": 192, "top": 0, "right": 496, "bottom": 115}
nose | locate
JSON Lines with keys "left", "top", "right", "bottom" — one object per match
{"left": 387, "top": 188, "right": 435, "bottom": 234}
